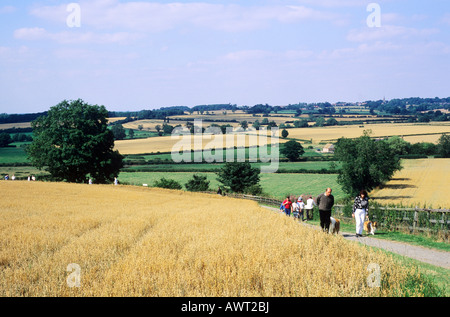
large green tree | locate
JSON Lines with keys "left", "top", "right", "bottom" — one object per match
{"left": 27, "top": 99, "right": 123, "bottom": 183}
{"left": 334, "top": 131, "right": 402, "bottom": 196}
{"left": 437, "top": 133, "right": 450, "bottom": 158}
{"left": 216, "top": 162, "right": 260, "bottom": 193}
{"left": 0, "top": 133, "right": 13, "bottom": 147}
{"left": 280, "top": 140, "right": 304, "bottom": 161}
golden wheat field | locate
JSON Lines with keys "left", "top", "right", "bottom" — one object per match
{"left": 114, "top": 131, "right": 285, "bottom": 155}
{"left": 286, "top": 122, "right": 450, "bottom": 143}
{"left": 0, "top": 181, "right": 435, "bottom": 297}
{"left": 370, "top": 158, "right": 450, "bottom": 209}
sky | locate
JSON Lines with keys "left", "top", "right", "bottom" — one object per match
{"left": 1, "top": 0, "right": 450, "bottom": 113}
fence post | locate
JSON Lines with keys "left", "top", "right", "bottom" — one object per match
{"left": 413, "top": 207, "right": 418, "bottom": 233}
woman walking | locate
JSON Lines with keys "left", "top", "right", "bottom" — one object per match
{"left": 353, "top": 190, "right": 369, "bottom": 237}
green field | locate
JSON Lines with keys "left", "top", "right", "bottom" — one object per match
{"left": 123, "top": 145, "right": 327, "bottom": 162}
{"left": 118, "top": 171, "right": 342, "bottom": 201}
{"left": 0, "top": 146, "right": 30, "bottom": 164}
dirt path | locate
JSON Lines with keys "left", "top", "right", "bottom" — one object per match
{"left": 262, "top": 205, "right": 450, "bottom": 269}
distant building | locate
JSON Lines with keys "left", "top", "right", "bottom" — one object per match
{"left": 322, "top": 144, "right": 335, "bottom": 153}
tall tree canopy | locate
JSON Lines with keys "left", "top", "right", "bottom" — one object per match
{"left": 216, "top": 162, "right": 260, "bottom": 193}
{"left": 334, "top": 131, "right": 402, "bottom": 196}
{"left": 280, "top": 140, "right": 304, "bottom": 161}
{"left": 27, "top": 99, "right": 123, "bottom": 183}
{"left": 437, "top": 133, "right": 450, "bottom": 158}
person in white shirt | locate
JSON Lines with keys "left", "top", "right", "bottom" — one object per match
{"left": 304, "top": 196, "right": 316, "bottom": 221}
{"left": 292, "top": 201, "right": 300, "bottom": 220}
{"left": 297, "top": 196, "right": 305, "bottom": 221}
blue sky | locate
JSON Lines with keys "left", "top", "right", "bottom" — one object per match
{"left": 1, "top": 0, "right": 449, "bottom": 113}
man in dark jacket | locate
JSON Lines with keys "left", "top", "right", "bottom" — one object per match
{"left": 316, "top": 188, "right": 334, "bottom": 233}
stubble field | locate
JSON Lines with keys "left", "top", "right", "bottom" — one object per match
{"left": 0, "top": 181, "right": 438, "bottom": 297}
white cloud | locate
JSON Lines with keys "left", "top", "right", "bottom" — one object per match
{"left": 223, "top": 50, "right": 274, "bottom": 62}
{"left": 289, "top": 0, "right": 365, "bottom": 8}
{"left": 0, "top": 5, "right": 16, "bottom": 14}
{"left": 29, "top": 1, "right": 346, "bottom": 32}
{"left": 347, "top": 25, "right": 439, "bottom": 42}
{"left": 14, "top": 27, "right": 144, "bottom": 45}
{"left": 442, "top": 13, "right": 450, "bottom": 26}
{"left": 14, "top": 27, "right": 47, "bottom": 41}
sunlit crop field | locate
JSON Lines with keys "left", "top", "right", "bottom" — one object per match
{"left": 0, "top": 181, "right": 436, "bottom": 297}
{"left": 115, "top": 131, "right": 286, "bottom": 155}
{"left": 287, "top": 122, "right": 450, "bottom": 144}
{"left": 370, "top": 159, "right": 450, "bottom": 209}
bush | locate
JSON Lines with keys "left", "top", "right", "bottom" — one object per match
{"left": 185, "top": 174, "right": 210, "bottom": 192}
{"left": 153, "top": 177, "right": 182, "bottom": 190}
{"left": 0, "top": 133, "right": 13, "bottom": 147}
{"left": 243, "top": 184, "right": 264, "bottom": 196}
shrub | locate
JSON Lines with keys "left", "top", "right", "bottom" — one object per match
{"left": 185, "top": 174, "right": 210, "bottom": 192}
{"left": 243, "top": 184, "right": 264, "bottom": 196}
{"left": 153, "top": 177, "right": 182, "bottom": 190}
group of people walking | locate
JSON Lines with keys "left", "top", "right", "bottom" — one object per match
{"left": 280, "top": 194, "right": 316, "bottom": 222}
{"left": 3, "top": 174, "right": 36, "bottom": 181}
{"left": 280, "top": 188, "right": 371, "bottom": 237}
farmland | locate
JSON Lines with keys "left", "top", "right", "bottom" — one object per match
{"left": 118, "top": 171, "right": 343, "bottom": 201}
{"left": 0, "top": 181, "right": 440, "bottom": 297}
{"left": 114, "top": 129, "right": 284, "bottom": 155}
{"left": 113, "top": 122, "right": 450, "bottom": 155}
{"left": 370, "top": 158, "right": 450, "bottom": 209}
{"left": 285, "top": 122, "right": 450, "bottom": 144}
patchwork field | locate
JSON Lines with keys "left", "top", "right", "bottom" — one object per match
{"left": 287, "top": 122, "right": 450, "bottom": 144}
{"left": 0, "top": 181, "right": 436, "bottom": 297}
{"left": 115, "top": 131, "right": 285, "bottom": 155}
{"left": 370, "top": 159, "right": 450, "bottom": 209}
{"left": 114, "top": 122, "right": 449, "bottom": 155}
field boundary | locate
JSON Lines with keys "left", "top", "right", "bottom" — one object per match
{"left": 261, "top": 205, "right": 450, "bottom": 269}
{"left": 202, "top": 191, "right": 449, "bottom": 235}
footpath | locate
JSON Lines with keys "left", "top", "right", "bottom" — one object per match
{"left": 262, "top": 205, "right": 450, "bottom": 269}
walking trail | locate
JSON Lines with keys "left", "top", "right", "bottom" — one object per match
{"left": 262, "top": 205, "right": 450, "bottom": 269}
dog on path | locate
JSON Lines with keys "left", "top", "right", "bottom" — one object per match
{"left": 364, "top": 221, "right": 378, "bottom": 235}
{"left": 329, "top": 217, "right": 340, "bottom": 234}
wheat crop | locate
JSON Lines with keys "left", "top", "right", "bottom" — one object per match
{"left": 370, "top": 158, "right": 450, "bottom": 209}
{"left": 0, "top": 181, "right": 435, "bottom": 297}
{"left": 114, "top": 131, "right": 285, "bottom": 155}
{"left": 287, "top": 122, "right": 450, "bottom": 144}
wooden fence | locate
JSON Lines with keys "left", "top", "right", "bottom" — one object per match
{"left": 332, "top": 205, "right": 450, "bottom": 234}
{"left": 203, "top": 191, "right": 449, "bottom": 234}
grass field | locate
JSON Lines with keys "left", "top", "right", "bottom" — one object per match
{"left": 370, "top": 158, "right": 450, "bottom": 209}
{"left": 122, "top": 161, "right": 338, "bottom": 172}
{"left": 0, "top": 181, "right": 443, "bottom": 297}
{"left": 118, "top": 171, "right": 343, "bottom": 201}
{"left": 0, "top": 147, "right": 30, "bottom": 164}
